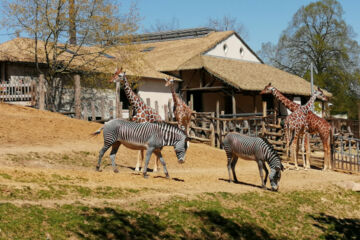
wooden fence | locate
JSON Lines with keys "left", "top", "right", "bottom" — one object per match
{"left": 332, "top": 135, "right": 360, "bottom": 172}
{"left": 0, "top": 82, "right": 36, "bottom": 104}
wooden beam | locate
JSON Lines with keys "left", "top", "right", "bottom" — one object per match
{"left": 74, "top": 74, "right": 81, "bottom": 119}
{"left": 232, "top": 93, "right": 236, "bottom": 116}
{"left": 39, "top": 74, "right": 45, "bottom": 110}
{"left": 181, "top": 86, "right": 225, "bottom": 92}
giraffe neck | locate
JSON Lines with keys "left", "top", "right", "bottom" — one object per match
{"left": 169, "top": 83, "right": 180, "bottom": 106}
{"left": 302, "top": 94, "right": 317, "bottom": 114}
{"left": 271, "top": 88, "right": 300, "bottom": 112}
{"left": 122, "top": 76, "right": 143, "bottom": 111}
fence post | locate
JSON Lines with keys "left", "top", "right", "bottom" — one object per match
{"left": 232, "top": 93, "right": 236, "bottom": 117}
{"left": 261, "top": 100, "right": 267, "bottom": 136}
{"left": 210, "top": 112, "right": 215, "bottom": 147}
{"left": 109, "top": 100, "right": 114, "bottom": 120}
{"left": 216, "top": 100, "right": 220, "bottom": 148}
{"left": 74, "top": 74, "right": 81, "bottom": 119}
{"left": 146, "top": 98, "right": 151, "bottom": 107}
{"left": 91, "top": 101, "right": 96, "bottom": 121}
{"left": 189, "top": 94, "right": 193, "bottom": 111}
{"left": 39, "top": 74, "right": 45, "bottom": 110}
{"left": 31, "top": 80, "right": 37, "bottom": 107}
{"left": 101, "top": 97, "right": 105, "bottom": 120}
{"left": 83, "top": 105, "right": 88, "bottom": 121}
{"left": 168, "top": 99, "right": 173, "bottom": 121}
{"left": 164, "top": 104, "right": 168, "bottom": 122}
{"left": 119, "top": 102, "right": 123, "bottom": 119}
{"left": 221, "top": 110, "right": 225, "bottom": 144}
{"left": 155, "top": 100, "right": 159, "bottom": 114}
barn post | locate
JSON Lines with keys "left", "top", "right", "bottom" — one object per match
{"left": 31, "top": 79, "right": 37, "bottom": 107}
{"left": 232, "top": 93, "right": 236, "bottom": 117}
{"left": 39, "top": 74, "right": 45, "bottom": 110}
{"left": 109, "top": 100, "right": 114, "bottom": 119}
{"left": 168, "top": 99, "right": 173, "bottom": 121}
{"left": 189, "top": 94, "right": 194, "bottom": 111}
{"left": 115, "top": 79, "right": 121, "bottom": 118}
{"left": 261, "top": 100, "right": 267, "bottom": 136}
{"left": 100, "top": 97, "right": 105, "bottom": 120}
{"left": 91, "top": 101, "right": 96, "bottom": 121}
{"left": 216, "top": 100, "right": 220, "bottom": 147}
{"left": 74, "top": 74, "right": 81, "bottom": 119}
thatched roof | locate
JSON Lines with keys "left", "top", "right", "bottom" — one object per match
{"left": 179, "top": 55, "right": 331, "bottom": 97}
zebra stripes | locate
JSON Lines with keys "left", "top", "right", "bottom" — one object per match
{"left": 92, "top": 119, "right": 189, "bottom": 178}
{"left": 223, "top": 132, "right": 283, "bottom": 191}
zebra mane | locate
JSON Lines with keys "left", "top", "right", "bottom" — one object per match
{"left": 153, "top": 122, "right": 186, "bottom": 135}
{"left": 260, "top": 137, "right": 281, "bottom": 160}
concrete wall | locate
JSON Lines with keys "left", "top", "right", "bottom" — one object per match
{"left": 204, "top": 34, "right": 261, "bottom": 63}
{"left": 138, "top": 78, "right": 179, "bottom": 120}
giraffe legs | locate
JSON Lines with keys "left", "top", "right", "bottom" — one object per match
{"left": 304, "top": 133, "right": 311, "bottom": 170}
{"left": 291, "top": 131, "right": 300, "bottom": 170}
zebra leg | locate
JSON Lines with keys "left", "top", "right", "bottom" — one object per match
{"left": 226, "top": 152, "right": 233, "bottom": 183}
{"left": 257, "top": 160, "right": 266, "bottom": 189}
{"left": 263, "top": 162, "right": 269, "bottom": 185}
{"left": 143, "top": 147, "right": 155, "bottom": 178}
{"left": 153, "top": 155, "right": 159, "bottom": 173}
{"left": 155, "top": 151, "right": 169, "bottom": 178}
{"left": 96, "top": 144, "right": 111, "bottom": 172}
{"left": 231, "top": 156, "right": 239, "bottom": 183}
{"left": 110, "top": 142, "right": 121, "bottom": 173}
{"left": 135, "top": 150, "right": 144, "bottom": 172}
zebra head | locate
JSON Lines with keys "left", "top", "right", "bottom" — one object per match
{"left": 269, "top": 163, "right": 284, "bottom": 191}
{"left": 174, "top": 136, "right": 189, "bottom": 163}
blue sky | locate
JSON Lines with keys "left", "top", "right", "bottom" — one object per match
{"left": 0, "top": 0, "right": 359, "bottom": 53}
{"left": 134, "top": 0, "right": 360, "bottom": 52}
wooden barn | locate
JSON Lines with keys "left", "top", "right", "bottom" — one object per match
{"left": 0, "top": 28, "right": 331, "bottom": 119}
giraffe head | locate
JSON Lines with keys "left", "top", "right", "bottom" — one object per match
{"left": 260, "top": 83, "right": 276, "bottom": 94}
{"left": 164, "top": 77, "right": 175, "bottom": 87}
{"left": 109, "top": 67, "right": 125, "bottom": 83}
{"left": 313, "top": 87, "right": 328, "bottom": 102}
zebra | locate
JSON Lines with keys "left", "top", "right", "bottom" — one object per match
{"left": 92, "top": 119, "right": 189, "bottom": 178}
{"left": 223, "top": 132, "right": 284, "bottom": 191}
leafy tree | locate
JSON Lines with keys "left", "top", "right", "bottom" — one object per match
{"left": 258, "top": 0, "right": 360, "bottom": 118}
{"left": 0, "top": 0, "right": 140, "bottom": 111}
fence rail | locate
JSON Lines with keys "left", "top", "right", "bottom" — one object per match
{"left": 332, "top": 136, "right": 360, "bottom": 172}
{"left": 0, "top": 83, "right": 35, "bottom": 102}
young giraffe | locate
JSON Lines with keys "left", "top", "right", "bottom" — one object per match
{"left": 110, "top": 69, "right": 162, "bottom": 172}
{"left": 164, "top": 77, "right": 193, "bottom": 135}
{"left": 260, "top": 83, "right": 332, "bottom": 170}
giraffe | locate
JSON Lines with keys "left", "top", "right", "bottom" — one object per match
{"left": 110, "top": 68, "right": 162, "bottom": 172}
{"left": 261, "top": 83, "right": 332, "bottom": 170}
{"left": 164, "top": 77, "right": 193, "bottom": 135}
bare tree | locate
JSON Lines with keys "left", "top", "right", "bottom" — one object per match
{"left": 143, "top": 17, "right": 180, "bottom": 33}
{"left": 1, "top": 0, "right": 140, "bottom": 111}
{"left": 207, "top": 16, "right": 249, "bottom": 40}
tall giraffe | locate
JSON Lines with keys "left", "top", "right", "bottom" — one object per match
{"left": 261, "top": 83, "right": 332, "bottom": 170}
{"left": 164, "top": 77, "right": 193, "bottom": 135}
{"left": 285, "top": 88, "right": 327, "bottom": 170}
{"left": 110, "top": 69, "right": 162, "bottom": 172}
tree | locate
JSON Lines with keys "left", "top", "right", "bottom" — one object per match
{"left": 1, "top": 0, "right": 140, "bottom": 111}
{"left": 144, "top": 17, "right": 180, "bottom": 33}
{"left": 258, "top": 0, "right": 360, "bottom": 118}
{"left": 207, "top": 16, "right": 249, "bottom": 40}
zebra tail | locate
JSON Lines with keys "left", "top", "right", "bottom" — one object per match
{"left": 90, "top": 127, "right": 104, "bottom": 137}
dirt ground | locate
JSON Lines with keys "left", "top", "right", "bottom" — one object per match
{"left": 1, "top": 102, "right": 359, "bottom": 206}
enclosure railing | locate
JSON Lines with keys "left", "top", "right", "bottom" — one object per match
{"left": 0, "top": 82, "right": 35, "bottom": 103}
{"left": 332, "top": 135, "right": 360, "bottom": 172}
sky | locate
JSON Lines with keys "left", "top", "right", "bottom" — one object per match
{"left": 0, "top": 0, "right": 359, "bottom": 53}
{"left": 133, "top": 0, "right": 360, "bottom": 52}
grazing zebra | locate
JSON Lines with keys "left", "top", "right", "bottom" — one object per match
{"left": 92, "top": 119, "right": 189, "bottom": 178}
{"left": 223, "top": 132, "right": 284, "bottom": 191}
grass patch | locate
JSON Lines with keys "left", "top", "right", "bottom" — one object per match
{"left": 0, "top": 187, "right": 358, "bottom": 239}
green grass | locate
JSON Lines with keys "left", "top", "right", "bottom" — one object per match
{"left": 0, "top": 188, "right": 358, "bottom": 239}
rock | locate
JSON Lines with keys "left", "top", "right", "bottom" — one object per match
{"left": 336, "top": 181, "right": 360, "bottom": 192}
{"left": 352, "top": 182, "right": 360, "bottom": 192}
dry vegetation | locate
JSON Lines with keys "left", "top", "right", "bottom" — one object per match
{"left": 0, "top": 103, "right": 359, "bottom": 239}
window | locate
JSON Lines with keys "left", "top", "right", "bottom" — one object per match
{"left": 239, "top": 47, "right": 244, "bottom": 56}
{"left": 223, "top": 44, "right": 228, "bottom": 53}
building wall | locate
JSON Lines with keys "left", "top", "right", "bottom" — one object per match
{"left": 204, "top": 34, "right": 261, "bottom": 63}
{"left": 138, "top": 78, "right": 178, "bottom": 120}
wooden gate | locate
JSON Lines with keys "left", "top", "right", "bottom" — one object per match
{"left": 0, "top": 82, "right": 36, "bottom": 104}
{"left": 332, "top": 136, "right": 360, "bottom": 172}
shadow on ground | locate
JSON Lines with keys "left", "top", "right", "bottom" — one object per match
{"left": 310, "top": 213, "right": 360, "bottom": 240}
{"left": 76, "top": 207, "right": 277, "bottom": 239}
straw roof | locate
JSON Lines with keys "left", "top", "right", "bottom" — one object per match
{"left": 179, "top": 55, "right": 331, "bottom": 97}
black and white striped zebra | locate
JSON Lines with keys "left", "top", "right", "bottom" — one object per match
{"left": 223, "top": 132, "right": 284, "bottom": 191}
{"left": 92, "top": 119, "right": 189, "bottom": 178}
